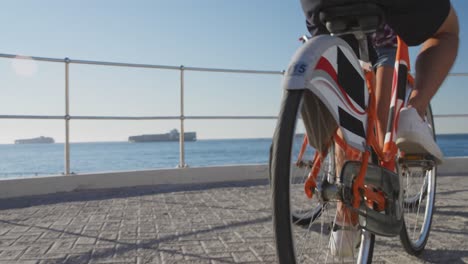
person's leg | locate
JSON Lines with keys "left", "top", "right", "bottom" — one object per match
{"left": 332, "top": 129, "right": 360, "bottom": 257}
{"left": 375, "top": 66, "right": 393, "bottom": 148}
{"left": 384, "top": 1, "right": 458, "bottom": 162}
{"left": 409, "top": 5, "right": 459, "bottom": 117}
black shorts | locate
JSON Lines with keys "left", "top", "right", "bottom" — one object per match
{"left": 300, "top": 0, "right": 451, "bottom": 46}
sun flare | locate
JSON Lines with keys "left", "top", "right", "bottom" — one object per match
{"left": 11, "top": 55, "right": 38, "bottom": 77}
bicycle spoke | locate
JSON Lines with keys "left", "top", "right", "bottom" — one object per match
{"left": 411, "top": 174, "right": 426, "bottom": 239}
{"left": 296, "top": 212, "right": 316, "bottom": 259}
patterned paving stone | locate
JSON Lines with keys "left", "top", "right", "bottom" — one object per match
{"left": 0, "top": 176, "right": 465, "bottom": 263}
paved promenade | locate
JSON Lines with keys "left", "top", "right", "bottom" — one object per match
{"left": 0, "top": 175, "right": 466, "bottom": 264}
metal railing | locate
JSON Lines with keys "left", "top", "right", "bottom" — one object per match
{"left": 0, "top": 53, "right": 467, "bottom": 175}
{"left": 0, "top": 54, "right": 283, "bottom": 174}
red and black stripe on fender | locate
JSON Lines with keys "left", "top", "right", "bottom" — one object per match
{"left": 315, "top": 46, "right": 367, "bottom": 139}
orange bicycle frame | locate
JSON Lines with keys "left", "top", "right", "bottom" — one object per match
{"left": 302, "top": 36, "right": 412, "bottom": 209}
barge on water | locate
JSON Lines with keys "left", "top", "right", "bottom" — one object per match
{"left": 129, "top": 129, "right": 196, "bottom": 143}
{"left": 15, "top": 136, "right": 55, "bottom": 144}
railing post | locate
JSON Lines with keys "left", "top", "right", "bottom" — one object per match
{"left": 179, "top": 65, "right": 186, "bottom": 168}
{"left": 64, "top": 58, "right": 71, "bottom": 175}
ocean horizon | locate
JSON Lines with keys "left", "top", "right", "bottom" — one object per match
{"left": 1, "top": 134, "right": 467, "bottom": 179}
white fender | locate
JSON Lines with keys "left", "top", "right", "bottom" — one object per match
{"left": 283, "top": 35, "right": 369, "bottom": 151}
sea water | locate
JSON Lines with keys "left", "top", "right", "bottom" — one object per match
{"left": 0, "top": 135, "right": 467, "bottom": 179}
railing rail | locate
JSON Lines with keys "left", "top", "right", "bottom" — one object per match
{"left": 433, "top": 114, "right": 468, "bottom": 118}
{"left": 0, "top": 53, "right": 466, "bottom": 174}
{"left": 0, "top": 115, "right": 280, "bottom": 120}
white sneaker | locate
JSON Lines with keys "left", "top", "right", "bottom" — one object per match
{"left": 329, "top": 221, "right": 361, "bottom": 258}
{"left": 396, "top": 107, "right": 444, "bottom": 164}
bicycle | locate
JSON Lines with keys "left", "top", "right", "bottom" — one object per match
{"left": 270, "top": 2, "right": 437, "bottom": 263}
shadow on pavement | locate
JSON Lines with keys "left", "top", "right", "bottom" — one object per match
{"left": 421, "top": 248, "right": 468, "bottom": 264}
{"left": 0, "top": 178, "right": 269, "bottom": 210}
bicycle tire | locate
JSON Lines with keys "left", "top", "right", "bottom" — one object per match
{"left": 399, "top": 105, "right": 437, "bottom": 255}
{"left": 271, "top": 89, "right": 374, "bottom": 263}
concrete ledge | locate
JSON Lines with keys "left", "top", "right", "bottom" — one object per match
{"left": 0, "top": 156, "right": 466, "bottom": 199}
{"left": 0, "top": 164, "right": 269, "bottom": 199}
{"left": 438, "top": 157, "right": 468, "bottom": 175}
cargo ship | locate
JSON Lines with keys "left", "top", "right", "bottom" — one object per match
{"left": 14, "top": 136, "right": 55, "bottom": 144}
{"left": 129, "top": 129, "right": 196, "bottom": 143}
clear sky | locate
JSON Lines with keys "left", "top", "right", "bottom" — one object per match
{"left": 0, "top": 0, "right": 467, "bottom": 143}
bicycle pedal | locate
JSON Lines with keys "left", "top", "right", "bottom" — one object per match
{"left": 398, "top": 155, "right": 435, "bottom": 170}
{"left": 295, "top": 160, "right": 313, "bottom": 169}
{"left": 330, "top": 222, "right": 358, "bottom": 232}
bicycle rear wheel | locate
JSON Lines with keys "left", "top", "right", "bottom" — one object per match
{"left": 399, "top": 105, "right": 437, "bottom": 255}
{"left": 271, "top": 89, "right": 374, "bottom": 263}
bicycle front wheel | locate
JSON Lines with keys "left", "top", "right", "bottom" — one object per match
{"left": 399, "top": 105, "right": 437, "bottom": 255}
{"left": 271, "top": 89, "right": 374, "bottom": 263}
